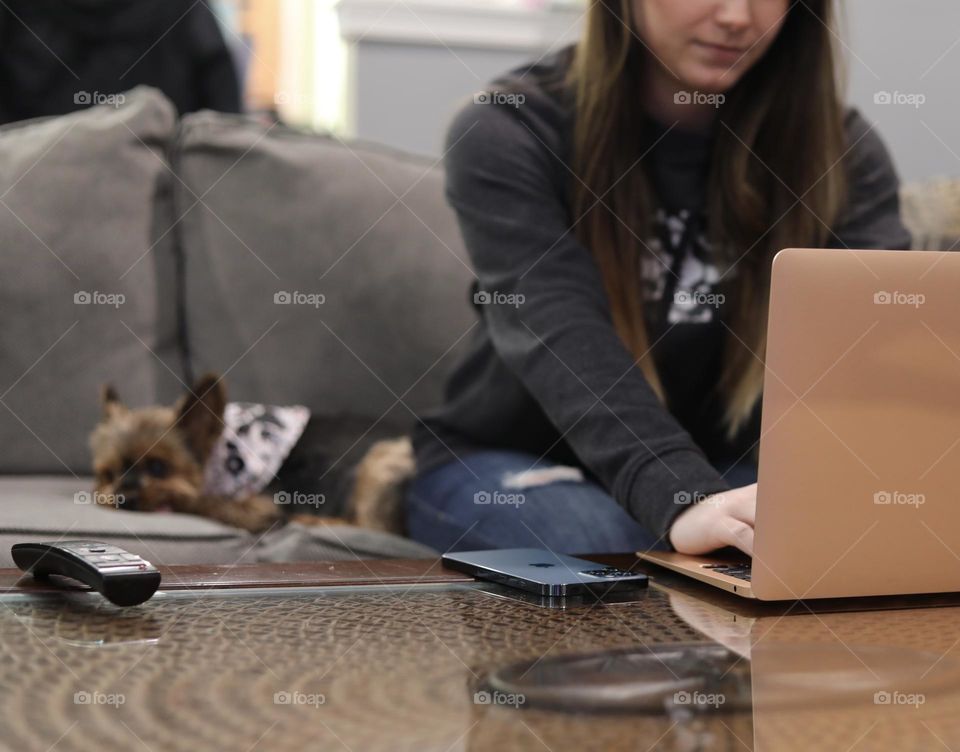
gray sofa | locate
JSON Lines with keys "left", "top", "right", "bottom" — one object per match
{"left": 0, "top": 87, "right": 477, "bottom": 566}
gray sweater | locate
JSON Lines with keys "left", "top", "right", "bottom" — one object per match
{"left": 413, "top": 47, "right": 912, "bottom": 540}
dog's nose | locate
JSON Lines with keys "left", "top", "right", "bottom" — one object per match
{"left": 117, "top": 473, "right": 142, "bottom": 510}
{"left": 118, "top": 472, "right": 142, "bottom": 492}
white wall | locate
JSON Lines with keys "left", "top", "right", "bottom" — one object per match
{"left": 338, "top": 0, "right": 582, "bottom": 157}
{"left": 338, "top": 0, "right": 960, "bottom": 181}
{"left": 843, "top": 0, "right": 960, "bottom": 181}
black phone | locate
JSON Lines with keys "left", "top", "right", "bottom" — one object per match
{"left": 442, "top": 548, "right": 648, "bottom": 597}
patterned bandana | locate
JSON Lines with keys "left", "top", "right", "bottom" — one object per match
{"left": 203, "top": 402, "right": 310, "bottom": 499}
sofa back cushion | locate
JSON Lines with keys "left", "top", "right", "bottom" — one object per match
{"left": 175, "top": 113, "right": 475, "bottom": 424}
{"left": 0, "top": 87, "right": 185, "bottom": 474}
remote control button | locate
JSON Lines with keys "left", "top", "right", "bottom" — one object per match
{"left": 89, "top": 554, "right": 122, "bottom": 563}
{"left": 93, "top": 545, "right": 126, "bottom": 554}
{"left": 65, "top": 542, "right": 111, "bottom": 554}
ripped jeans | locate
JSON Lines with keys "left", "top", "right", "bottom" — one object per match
{"left": 406, "top": 450, "right": 759, "bottom": 555}
{"left": 405, "top": 450, "right": 663, "bottom": 555}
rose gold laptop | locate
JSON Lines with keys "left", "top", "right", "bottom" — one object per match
{"left": 640, "top": 248, "right": 960, "bottom": 600}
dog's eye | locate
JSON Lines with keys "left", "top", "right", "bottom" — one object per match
{"left": 145, "top": 458, "right": 169, "bottom": 478}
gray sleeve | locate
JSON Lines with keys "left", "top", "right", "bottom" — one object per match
{"left": 443, "top": 101, "right": 729, "bottom": 541}
{"left": 833, "top": 110, "right": 912, "bottom": 250}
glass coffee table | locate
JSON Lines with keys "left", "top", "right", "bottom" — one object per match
{"left": 2, "top": 556, "right": 960, "bottom": 751}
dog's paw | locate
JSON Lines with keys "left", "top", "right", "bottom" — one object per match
{"left": 358, "top": 438, "right": 415, "bottom": 484}
{"left": 230, "top": 495, "right": 283, "bottom": 533}
{"left": 349, "top": 437, "right": 414, "bottom": 533}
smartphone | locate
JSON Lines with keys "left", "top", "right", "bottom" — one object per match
{"left": 441, "top": 548, "right": 649, "bottom": 597}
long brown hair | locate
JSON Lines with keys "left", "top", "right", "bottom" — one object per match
{"left": 567, "top": 1, "right": 847, "bottom": 437}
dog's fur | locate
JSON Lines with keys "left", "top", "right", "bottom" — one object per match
{"left": 89, "top": 374, "right": 414, "bottom": 534}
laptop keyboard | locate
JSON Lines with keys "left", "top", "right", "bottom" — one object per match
{"left": 703, "top": 564, "right": 752, "bottom": 582}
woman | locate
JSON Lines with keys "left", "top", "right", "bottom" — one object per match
{"left": 406, "top": 0, "right": 911, "bottom": 556}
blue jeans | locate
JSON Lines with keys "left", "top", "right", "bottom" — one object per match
{"left": 406, "top": 450, "right": 758, "bottom": 555}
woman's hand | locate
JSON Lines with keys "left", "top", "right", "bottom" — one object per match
{"left": 668, "top": 484, "right": 757, "bottom": 557}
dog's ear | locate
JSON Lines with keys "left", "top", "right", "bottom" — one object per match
{"left": 100, "top": 384, "right": 126, "bottom": 420}
{"left": 174, "top": 374, "right": 227, "bottom": 463}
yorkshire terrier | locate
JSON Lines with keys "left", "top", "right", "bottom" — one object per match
{"left": 88, "top": 373, "right": 414, "bottom": 534}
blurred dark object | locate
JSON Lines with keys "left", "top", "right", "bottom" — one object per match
{"left": 0, "top": 0, "right": 242, "bottom": 125}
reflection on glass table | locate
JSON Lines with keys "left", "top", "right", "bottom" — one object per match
{"left": 5, "top": 576, "right": 960, "bottom": 750}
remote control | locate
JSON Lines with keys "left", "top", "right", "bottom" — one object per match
{"left": 12, "top": 541, "right": 161, "bottom": 606}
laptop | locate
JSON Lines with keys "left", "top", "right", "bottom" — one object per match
{"left": 639, "top": 248, "right": 960, "bottom": 600}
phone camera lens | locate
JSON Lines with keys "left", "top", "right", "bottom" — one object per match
{"left": 580, "top": 567, "right": 629, "bottom": 578}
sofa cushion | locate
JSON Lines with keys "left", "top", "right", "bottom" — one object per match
{"left": 0, "top": 476, "right": 436, "bottom": 567}
{"left": 0, "top": 87, "right": 185, "bottom": 475}
{"left": 174, "top": 113, "right": 475, "bottom": 426}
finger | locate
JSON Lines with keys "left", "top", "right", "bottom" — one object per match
{"left": 718, "top": 517, "right": 754, "bottom": 557}
{"left": 726, "top": 485, "right": 758, "bottom": 526}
